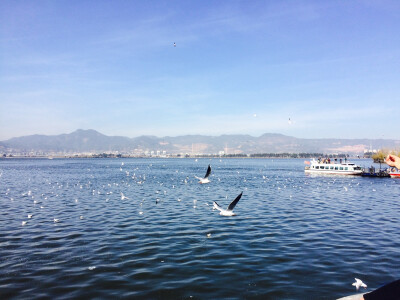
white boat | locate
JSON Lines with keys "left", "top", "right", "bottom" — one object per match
{"left": 304, "top": 159, "right": 363, "bottom": 175}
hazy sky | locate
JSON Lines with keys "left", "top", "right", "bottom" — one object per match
{"left": 1, "top": 0, "right": 399, "bottom": 141}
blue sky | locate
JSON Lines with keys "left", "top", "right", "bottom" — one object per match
{"left": 1, "top": 0, "right": 399, "bottom": 140}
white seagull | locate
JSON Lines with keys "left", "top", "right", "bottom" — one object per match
{"left": 352, "top": 278, "right": 367, "bottom": 290}
{"left": 121, "top": 192, "right": 129, "bottom": 200}
{"left": 195, "top": 164, "right": 211, "bottom": 184}
{"left": 213, "top": 192, "right": 243, "bottom": 216}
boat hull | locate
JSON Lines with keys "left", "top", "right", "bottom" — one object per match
{"left": 305, "top": 169, "right": 363, "bottom": 175}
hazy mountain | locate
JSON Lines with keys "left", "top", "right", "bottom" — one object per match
{"left": 3, "top": 129, "right": 132, "bottom": 152}
{"left": 1, "top": 129, "right": 399, "bottom": 155}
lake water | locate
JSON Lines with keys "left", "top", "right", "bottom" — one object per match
{"left": 0, "top": 158, "right": 399, "bottom": 299}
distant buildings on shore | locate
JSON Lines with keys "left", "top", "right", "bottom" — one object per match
{"left": 0, "top": 145, "right": 386, "bottom": 159}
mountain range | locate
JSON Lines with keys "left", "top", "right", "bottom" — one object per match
{"left": 1, "top": 129, "right": 399, "bottom": 155}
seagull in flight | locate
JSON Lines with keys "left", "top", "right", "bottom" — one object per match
{"left": 213, "top": 192, "right": 243, "bottom": 216}
{"left": 352, "top": 278, "right": 367, "bottom": 290}
{"left": 121, "top": 192, "right": 129, "bottom": 200}
{"left": 195, "top": 164, "right": 211, "bottom": 184}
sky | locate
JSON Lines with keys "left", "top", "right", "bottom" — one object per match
{"left": 1, "top": 0, "right": 400, "bottom": 141}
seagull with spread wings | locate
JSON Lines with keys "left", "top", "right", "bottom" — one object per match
{"left": 213, "top": 192, "right": 243, "bottom": 216}
{"left": 195, "top": 164, "right": 211, "bottom": 184}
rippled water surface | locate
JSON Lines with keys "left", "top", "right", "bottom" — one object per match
{"left": 1, "top": 158, "right": 399, "bottom": 299}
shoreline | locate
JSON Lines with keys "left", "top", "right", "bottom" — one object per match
{"left": 1, "top": 155, "right": 370, "bottom": 160}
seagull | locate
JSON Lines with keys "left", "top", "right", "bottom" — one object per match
{"left": 28, "top": 214, "right": 33, "bottom": 219}
{"left": 121, "top": 192, "right": 129, "bottom": 200}
{"left": 352, "top": 278, "right": 367, "bottom": 290}
{"left": 195, "top": 165, "right": 211, "bottom": 184}
{"left": 213, "top": 192, "right": 243, "bottom": 216}
{"left": 173, "top": 42, "right": 176, "bottom": 47}
{"left": 54, "top": 218, "right": 60, "bottom": 223}
{"left": 22, "top": 221, "right": 27, "bottom": 226}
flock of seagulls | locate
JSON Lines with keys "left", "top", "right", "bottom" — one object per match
{"left": 8, "top": 160, "right": 376, "bottom": 294}
{"left": 16, "top": 162, "right": 244, "bottom": 229}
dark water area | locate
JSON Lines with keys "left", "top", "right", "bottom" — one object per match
{"left": 0, "top": 158, "right": 399, "bottom": 299}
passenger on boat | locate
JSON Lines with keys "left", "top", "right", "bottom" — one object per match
{"left": 385, "top": 154, "right": 400, "bottom": 169}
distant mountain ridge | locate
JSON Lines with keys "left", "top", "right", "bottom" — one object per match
{"left": 1, "top": 129, "right": 399, "bottom": 155}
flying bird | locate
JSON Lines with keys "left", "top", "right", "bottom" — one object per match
{"left": 352, "top": 278, "right": 367, "bottom": 290}
{"left": 174, "top": 42, "right": 176, "bottom": 47}
{"left": 213, "top": 192, "right": 243, "bottom": 216}
{"left": 121, "top": 192, "right": 129, "bottom": 200}
{"left": 195, "top": 164, "right": 211, "bottom": 184}
{"left": 288, "top": 117, "right": 292, "bottom": 125}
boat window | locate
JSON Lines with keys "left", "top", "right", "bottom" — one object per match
{"left": 340, "top": 167, "right": 343, "bottom": 170}
{"left": 316, "top": 166, "right": 319, "bottom": 169}
{"left": 320, "top": 166, "right": 324, "bottom": 169}
{"left": 354, "top": 167, "right": 361, "bottom": 170}
{"left": 345, "top": 167, "right": 348, "bottom": 170}
{"left": 335, "top": 167, "right": 338, "bottom": 170}
{"left": 330, "top": 166, "right": 334, "bottom": 170}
